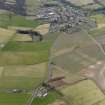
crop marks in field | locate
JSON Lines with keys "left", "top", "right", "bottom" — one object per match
{"left": 61, "top": 80, "right": 105, "bottom": 105}
{"left": 0, "top": 63, "right": 47, "bottom": 89}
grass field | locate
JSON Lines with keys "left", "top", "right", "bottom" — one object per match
{"left": 0, "top": 30, "right": 53, "bottom": 88}
{"left": 0, "top": 14, "right": 43, "bottom": 28}
{"left": 0, "top": 63, "right": 47, "bottom": 89}
{"left": 0, "top": 51, "right": 49, "bottom": 66}
{"left": 0, "top": 40, "right": 53, "bottom": 65}
{"left": 89, "top": 27, "right": 105, "bottom": 37}
{"left": 90, "top": 14, "right": 105, "bottom": 29}
{"left": 61, "top": 80, "right": 105, "bottom": 105}
{"left": 0, "top": 93, "right": 30, "bottom": 105}
{"left": 2, "top": 41, "right": 52, "bottom": 51}
{"left": 0, "top": 91, "right": 60, "bottom": 105}
{"left": 0, "top": 28, "right": 53, "bottom": 88}
{"left": 13, "top": 33, "right": 32, "bottom": 42}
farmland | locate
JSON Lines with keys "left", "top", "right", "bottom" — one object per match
{"left": 0, "top": 13, "right": 43, "bottom": 28}
{"left": 50, "top": 24, "right": 105, "bottom": 105}
{"left": 61, "top": 80, "right": 105, "bottom": 105}
{"left": 90, "top": 14, "right": 105, "bottom": 29}
{"left": 1, "top": 0, "right": 105, "bottom": 105}
{"left": 0, "top": 63, "right": 47, "bottom": 89}
{"left": 0, "top": 93, "right": 30, "bottom": 105}
{"left": 52, "top": 30, "right": 105, "bottom": 73}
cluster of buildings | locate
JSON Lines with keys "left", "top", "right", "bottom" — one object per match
{"left": 37, "top": 0, "right": 96, "bottom": 33}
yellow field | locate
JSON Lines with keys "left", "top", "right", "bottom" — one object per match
{"left": 4, "top": 62, "right": 47, "bottom": 77}
{"left": 97, "top": 23, "right": 105, "bottom": 29}
{"left": 0, "top": 28, "right": 15, "bottom": 44}
{"left": 13, "top": 33, "right": 32, "bottom": 41}
{"left": 34, "top": 24, "right": 50, "bottom": 35}
{"left": 0, "top": 62, "right": 48, "bottom": 89}
{"left": 60, "top": 80, "right": 105, "bottom": 105}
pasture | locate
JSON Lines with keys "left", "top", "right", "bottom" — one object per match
{"left": 0, "top": 63, "right": 47, "bottom": 89}
{"left": 2, "top": 41, "right": 52, "bottom": 52}
{"left": 0, "top": 40, "right": 53, "bottom": 65}
{"left": 13, "top": 33, "right": 32, "bottom": 42}
{"left": 0, "top": 51, "right": 48, "bottom": 65}
{"left": 90, "top": 14, "right": 105, "bottom": 29}
{"left": 0, "top": 93, "right": 30, "bottom": 105}
{"left": 61, "top": 80, "right": 105, "bottom": 105}
{"left": 0, "top": 13, "right": 43, "bottom": 28}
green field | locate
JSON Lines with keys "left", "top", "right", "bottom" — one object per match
{"left": 0, "top": 63, "right": 47, "bottom": 89}
{"left": 0, "top": 93, "right": 30, "bottom": 105}
{"left": 0, "top": 14, "right": 43, "bottom": 28}
{"left": 0, "top": 51, "right": 49, "bottom": 65}
{"left": 0, "top": 91, "right": 60, "bottom": 105}
{"left": 0, "top": 40, "right": 53, "bottom": 65}
{"left": 89, "top": 27, "right": 105, "bottom": 37}
{"left": 90, "top": 14, "right": 105, "bottom": 24}
{"left": 2, "top": 41, "right": 52, "bottom": 52}
{"left": 0, "top": 27, "right": 53, "bottom": 89}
